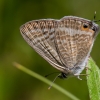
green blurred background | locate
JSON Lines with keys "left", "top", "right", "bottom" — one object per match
{"left": 0, "top": 0, "right": 100, "bottom": 100}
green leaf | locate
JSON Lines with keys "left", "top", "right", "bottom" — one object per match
{"left": 87, "top": 58, "right": 100, "bottom": 100}
{"left": 13, "top": 62, "right": 79, "bottom": 100}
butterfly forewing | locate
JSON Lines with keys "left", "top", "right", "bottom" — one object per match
{"left": 20, "top": 19, "right": 66, "bottom": 72}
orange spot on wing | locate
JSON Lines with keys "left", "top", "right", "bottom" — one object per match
{"left": 81, "top": 26, "right": 94, "bottom": 34}
{"left": 81, "top": 26, "right": 89, "bottom": 31}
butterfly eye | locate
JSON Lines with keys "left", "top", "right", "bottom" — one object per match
{"left": 83, "top": 24, "right": 88, "bottom": 28}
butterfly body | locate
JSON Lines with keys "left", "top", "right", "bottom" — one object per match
{"left": 20, "top": 16, "right": 99, "bottom": 78}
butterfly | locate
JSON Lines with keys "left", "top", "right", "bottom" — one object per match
{"left": 20, "top": 15, "right": 99, "bottom": 80}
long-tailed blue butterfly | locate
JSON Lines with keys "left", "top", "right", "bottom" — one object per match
{"left": 20, "top": 14, "right": 99, "bottom": 82}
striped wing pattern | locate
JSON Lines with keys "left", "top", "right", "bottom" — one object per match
{"left": 20, "top": 19, "right": 66, "bottom": 72}
{"left": 20, "top": 16, "right": 98, "bottom": 75}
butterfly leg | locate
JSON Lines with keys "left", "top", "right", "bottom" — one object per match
{"left": 74, "top": 74, "right": 89, "bottom": 80}
{"left": 85, "top": 66, "right": 92, "bottom": 72}
{"left": 77, "top": 75, "right": 82, "bottom": 80}
{"left": 74, "top": 74, "right": 82, "bottom": 80}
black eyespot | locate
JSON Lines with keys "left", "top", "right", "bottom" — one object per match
{"left": 83, "top": 24, "right": 88, "bottom": 28}
{"left": 92, "top": 27, "right": 96, "bottom": 31}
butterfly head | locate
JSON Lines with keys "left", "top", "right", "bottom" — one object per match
{"left": 58, "top": 72, "right": 69, "bottom": 79}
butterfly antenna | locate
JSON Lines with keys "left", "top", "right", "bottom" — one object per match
{"left": 48, "top": 73, "right": 61, "bottom": 90}
{"left": 45, "top": 72, "right": 60, "bottom": 77}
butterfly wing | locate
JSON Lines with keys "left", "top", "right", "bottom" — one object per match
{"left": 20, "top": 19, "right": 66, "bottom": 72}
{"left": 54, "top": 16, "right": 95, "bottom": 69}
{"left": 20, "top": 17, "right": 97, "bottom": 74}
